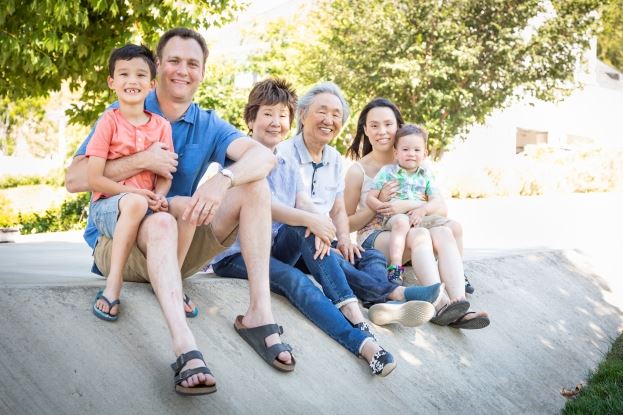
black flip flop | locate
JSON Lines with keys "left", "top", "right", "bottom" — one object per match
{"left": 430, "top": 299, "right": 470, "bottom": 326}
{"left": 449, "top": 311, "right": 490, "bottom": 330}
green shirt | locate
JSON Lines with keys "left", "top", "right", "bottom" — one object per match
{"left": 372, "top": 163, "right": 437, "bottom": 203}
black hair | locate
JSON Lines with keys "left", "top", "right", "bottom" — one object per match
{"left": 346, "top": 98, "right": 405, "bottom": 160}
{"left": 108, "top": 44, "right": 157, "bottom": 79}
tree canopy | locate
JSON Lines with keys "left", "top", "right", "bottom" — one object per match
{"left": 598, "top": 0, "right": 623, "bottom": 71}
{"left": 252, "top": 0, "right": 603, "bottom": 155}
{"left": 0, "top": 0, "right": 243, "bottom": 124}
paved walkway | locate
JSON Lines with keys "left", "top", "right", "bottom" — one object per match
{"left": 1, "top": 192, "right": 621, "bottom": 414}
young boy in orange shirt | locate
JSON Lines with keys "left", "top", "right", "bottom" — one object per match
{"left": 87, "top": 45, "right": 195, "bottom": 321}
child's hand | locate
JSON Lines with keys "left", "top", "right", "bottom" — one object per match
{"left": 147, "top": 197, "right": 161, "bottom": 211}
{"left": 408, "top": 206, "right": 427, "bottom": 227}
{"left": 158, "top": 196, "right": 169, "bottom": 212}
{"left": 133, "top": 188, "right": 158, "bottom": 203}
{"left": 150, "top": 195, "right": 169, "bottom": 212}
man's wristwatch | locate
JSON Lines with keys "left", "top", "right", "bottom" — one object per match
{"left": 219, "top": 168, "right": 234, "bottom": 187}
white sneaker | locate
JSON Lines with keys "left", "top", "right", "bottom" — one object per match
{"left": 367, "top": 300, "right": 435, "bottom": 327}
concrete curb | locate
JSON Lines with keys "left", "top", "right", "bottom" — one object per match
{"left": 1, "top": 246, "right": 621, "bottom": 414}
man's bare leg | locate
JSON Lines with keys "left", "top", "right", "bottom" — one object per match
{"left": 211, "top": 179, "right": 292, "bottom": 364}
{"left": 168, "top": 196, "right": 198, "bottom": 315}
{"left": 137, "top": 212, "right": 215, "bottom": 388}
{"left": 168, "top": 196, "right": 196, "bottom": 267}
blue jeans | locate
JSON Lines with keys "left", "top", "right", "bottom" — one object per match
{"left": 333, "top": 243, "right": 399, "bottom": 306}
{"left": 211, "top": 226, "right": 369, "bottom": 356}
{"left": 293, "top": 237, "right": 400, "bottom": 306}
{"left": 273, "top": 226, "right": 357, "bottom": 307}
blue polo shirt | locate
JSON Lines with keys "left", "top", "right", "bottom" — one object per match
{"left": 76, "top": 90, "right": 245, "bottom": 251}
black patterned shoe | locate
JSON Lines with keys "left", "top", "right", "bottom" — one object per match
{"left": 354, "top": 321, "right": 377, "bottom": 341}
{"left": 465, "top": 274, "right": 475, "bottom": 294}
{"left": 369, "top": 348, "right": 396, "bottom": 377}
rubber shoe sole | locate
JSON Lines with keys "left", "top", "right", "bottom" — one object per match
{"left": 368, "top": 300, "right": 435, "bottom": 327}
{"left": 379, "top": 360, "right": 397, "bottom": 377}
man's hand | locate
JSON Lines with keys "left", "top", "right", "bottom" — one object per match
{"left": 336, "top": 237, "right": 364, "bottom": 264}
{"left": 144, "top": 142, "right": 178, "bottom": 179}
{"left": 183, "top": 174, "right": 230, "bottom": 226}
{"left": 304, "top": 213, "right": 336, "bottom": 245}
{"left": 379, "top": 180, "right": 399, "bottom": 202}
{"left": 408, "top": 206, "right": 427, "bottom": 227}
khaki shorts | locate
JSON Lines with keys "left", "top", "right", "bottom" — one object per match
{"left": 382, "top": 214, "right": 450, "bottom": 230}
{"left": 93, "top": 223, "right": 238, "bottom": 283}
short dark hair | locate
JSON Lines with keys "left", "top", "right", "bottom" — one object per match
{"left": 108, "top": 44, "right": 157, "bottom": 79}
{"left": 156, "top": 28, "right": 209, "bottom": 65}
{"left": 395, "top": 124, "right": 428, "bottom": 148}
{"left": 244, "top": 78, "right": 298, "bottom": 131}
{"left": 346, "top": 98, "right": 405, "bottom": 160}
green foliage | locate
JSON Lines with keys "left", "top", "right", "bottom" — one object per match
{"left": 196, "top": 59, "right": 249, "bottom": 130}
{"left": 0, "top": 194, "right": 16, "bottom": 227}
{"left": 252, "top": 0, "right": 603, "bottom": 155}
{"left": 597, "top": 0, "right": 623, "bottom": 70}
{"left": 0, "top": 170, "right": 65, "bottom": 189}
{"left": 18, "top": 192, "right": 89, "bottom": 234}
{"left": 0, "top": 96, "right": 48, "bottom": 155}
{"left": 563, "top": 332, "right": 623, "bottom": 414}
{"left": 0, "top": 0, "right": 245, "bottom": 125}
{"left": 246, "top": 16, "right": 311, "bottom": 92}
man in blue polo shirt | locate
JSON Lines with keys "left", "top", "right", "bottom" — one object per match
{"left": 65, "top": 28, "right": 294, "bottom": 395}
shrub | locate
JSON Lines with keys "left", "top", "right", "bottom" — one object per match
{"left": 18, "top": 192, "right": 89, "bottom": 234}
{"left": 0, "top": 194, "right": 17, "bottom": 228}
{"left": 0, "top": 169, "right": 65, "bottom": 189}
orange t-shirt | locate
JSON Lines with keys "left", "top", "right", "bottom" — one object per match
{"left": 85, "top": 108, "right": 173, "bottom": 201}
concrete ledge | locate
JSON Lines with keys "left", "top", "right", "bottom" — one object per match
{"left": 1, "top": 249, "right": 621, "bottom": 414}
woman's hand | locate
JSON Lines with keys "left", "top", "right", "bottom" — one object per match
{"left": 313, "top": 237, "right": 331, "bottom": 260}
{"left": 377, "top": 200, "right": 413, "bottom": 216}
{"left": 336, "top": 238, "right": 364, "bottom": 264}
{"left": 305, "top": 213, "right": 336, "bottom": 246}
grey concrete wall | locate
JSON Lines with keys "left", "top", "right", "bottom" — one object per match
{"left": 1, "top": 243, "right": 621, "bottom": 415}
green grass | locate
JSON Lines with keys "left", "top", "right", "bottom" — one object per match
{"left": 563, "top": 332, "right": 623, "bottom": 414}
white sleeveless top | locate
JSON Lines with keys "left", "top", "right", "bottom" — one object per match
{"left": 352, "top": 161, "right": 375, "bottom": 210}
{"left": 352, "top": 161, "right": 385, "bottom": 245}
